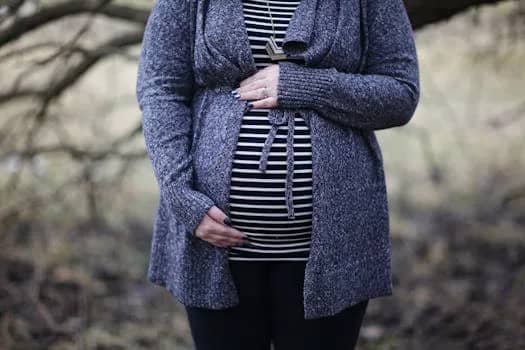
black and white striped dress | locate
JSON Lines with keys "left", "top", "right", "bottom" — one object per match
{"left": 227, "top": 0, "right": 312, "bottom": 261}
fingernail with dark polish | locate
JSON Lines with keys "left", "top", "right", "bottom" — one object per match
{"left": 224, "top": 217, "right": 232, "bottom": 226}
{"left": 241, "top": 241, "right": 253, "bottom": 248}
{"left": 247, "top": 102, "right": 254, "bottom": 109}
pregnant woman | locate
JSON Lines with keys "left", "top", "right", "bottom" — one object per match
{"left": 136, "top": 0, "right": 420, "bottom": 349}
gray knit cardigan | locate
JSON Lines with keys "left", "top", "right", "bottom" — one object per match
{"left": 135, "top": 0, "right": 420, "bottom": 320}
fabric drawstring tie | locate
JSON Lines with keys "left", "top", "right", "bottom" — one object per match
{"left": 256, "top": 108, "right": 312, "bottom": 220}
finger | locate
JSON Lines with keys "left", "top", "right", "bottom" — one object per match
{"left": 201, "top": 228, "right": 245, "bottom": 247}
{"left": 243, "top": 86, "right": 273, "bottom": 102}
{"left": 215, "top": 223, "right": 248, "bottom": 242}
{"left": 235, "top": 80, "right": 266, "bottom": 100}
{"left": 206, "top": 205, "right": 240, "bottom": 230}
{"left": 206, "top": 205, "right": 229, "bottom": 224}
{"left": 239, "top": 70, "right": 264, "bottom": 87}
{"left": 204, "top": 214, "right": 247, "bottom": 240}
{"left": 195, "top": 220, "right": 245, "bottom": 246}
{"left": 250, "top": 96, "right": 277, "bottom": 109}
{"left": 201, "top": 231, "right": 243, "bottom": 247}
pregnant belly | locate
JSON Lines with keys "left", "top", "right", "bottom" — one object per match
{"left": 226, "top": 108, "right": 313, "bottom": 261}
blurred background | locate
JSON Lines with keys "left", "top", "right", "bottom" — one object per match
{"left": 0, "top": 0, "right": 524, "bottom": 349}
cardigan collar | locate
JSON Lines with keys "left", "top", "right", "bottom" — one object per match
{"left": 194, "top": 0, "right": 327, "bottom": 86}
{"left": 193, "top": 0, "right": 368, "bottom": 85}
{"left": 230, "top": 0, "right": 320, "bottom": 79}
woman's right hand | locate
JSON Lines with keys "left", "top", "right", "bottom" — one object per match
{"left": 193, "top": 206, "right": 248, "bottom": 248}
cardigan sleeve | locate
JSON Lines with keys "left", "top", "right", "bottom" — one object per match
{"left": 276, "top": 0, "right": 420, "bottom": 130}
{"left": 136, "top": 0, "right": 215, "bottom": 235}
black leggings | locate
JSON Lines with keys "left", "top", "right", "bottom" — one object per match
{"left": 184, "top": 260, "right": 369, "bottom": 350}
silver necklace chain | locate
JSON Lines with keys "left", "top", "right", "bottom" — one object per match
{"left": 265, "top": 0, "right": 277, "bottom": 38}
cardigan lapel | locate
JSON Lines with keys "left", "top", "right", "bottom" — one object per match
{"left": 200, "top": 0, "right": 320, "bottom": 83}
{"left": 231, "top": 0, "right": 320, "bottom": 69}
{"left": 281, "top": 0, "right": 319, "bottom": 60}
{"left": 193, "top": 0, "right": 368, "bottom": 86}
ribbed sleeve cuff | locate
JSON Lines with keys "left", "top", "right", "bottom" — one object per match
{"left": 276, "top": 61, "right": 335, "bottom": 110}
{"left": 166, "top": 184, "right": 216, "bottom": 236}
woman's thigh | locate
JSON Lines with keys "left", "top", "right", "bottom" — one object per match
{"left": 268, "top": 261, "right": 369, "bottom": 350}
{"left": 184, "top": 260, "right": 272, "bottom": 350}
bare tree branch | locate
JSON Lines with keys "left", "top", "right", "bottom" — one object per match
{"left": 0, "top": 30, "right": 143, "bottom": 104}
{"left": 0, "top": 0, "right": 148, "bottom": 47}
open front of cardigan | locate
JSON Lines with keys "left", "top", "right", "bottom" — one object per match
{"left": 136, "top": 0, "right": 420, "bottom": 319}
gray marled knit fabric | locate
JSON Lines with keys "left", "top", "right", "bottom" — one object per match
{"left": 136, "top": 0, "right": 419, "bottom": 320}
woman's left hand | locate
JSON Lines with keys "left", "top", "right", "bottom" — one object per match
{"left": 231, "top": 64, "right": 279, "bottom": 109}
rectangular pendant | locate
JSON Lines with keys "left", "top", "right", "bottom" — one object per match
{"left": 266, "top": 36, "right": 288, "bottom": 61}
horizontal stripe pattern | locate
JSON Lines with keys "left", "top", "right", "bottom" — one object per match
{"left": 227, "top": 0, "right": 311, "bottom": 261}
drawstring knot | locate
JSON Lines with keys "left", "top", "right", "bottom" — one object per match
{"left": 257, "top": 108, "right": 312, "bottom": 220}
